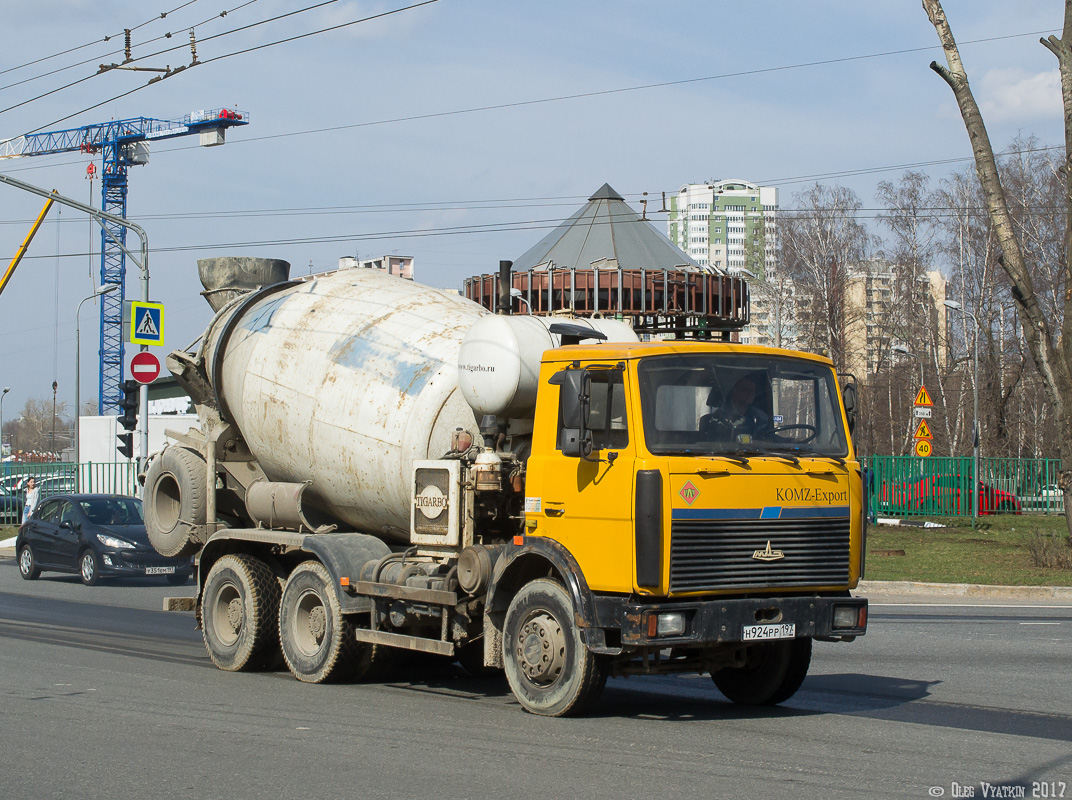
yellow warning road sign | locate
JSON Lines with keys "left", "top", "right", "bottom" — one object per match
{"left": 914, "top": 385, "right": 933, "bottom": 406}
{"left": 914, "top": 438, "right": 932, "bottom": 457}
{"left": 914, "top": 419, "right": 933, "bottom": 440}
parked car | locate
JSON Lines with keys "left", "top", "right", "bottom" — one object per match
{"left": 879, "top": 475, "right": 1022, "bottom": 515}
{"left": 16, "top": 494, "right": 194, "bottom": 586}
{"left": 0, "top": 487, "right": 23, "bottom": 525}
{"left": 1019, "top": 484, "right": 1065, "bottom": 512}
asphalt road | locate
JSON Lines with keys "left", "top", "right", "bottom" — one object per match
{"left": 1, "top": 559, "right": 1070, "bottom": 800}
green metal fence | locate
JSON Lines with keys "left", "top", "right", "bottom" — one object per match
{"left": 867, "top": 455, "right": 1064, "bottom": 518}
{"left": 0, "top": 461, "right": 137, "bottom": 525}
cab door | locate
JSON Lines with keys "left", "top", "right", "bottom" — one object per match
{"left": 528, "top": 364, "right": 636, "bottom": 593}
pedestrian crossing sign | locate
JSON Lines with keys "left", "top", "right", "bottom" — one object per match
{"left": 131, "top": 301, "right": 164, "bottom": 346}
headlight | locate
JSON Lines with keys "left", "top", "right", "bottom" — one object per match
{"left": 97, "top": 533, "right": 134, "bottom": 550}
{"left": 646, "top": 610, "right": 688, "bottom": 638}
{"left": 833, "top": 604, "right": 865, "bottom": 629}
{"left": 657, "top": 612, "right": 688, "bottom": 637}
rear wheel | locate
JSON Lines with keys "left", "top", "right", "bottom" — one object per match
{"left": 18, "top": 545, "right": 40, "bottom": 580}
{"left": 502, "top": 579, "right": 606, "bottom": 716}
{"left": 279, "top": 560, "right": 373, "bottom": 683}
{"left": 712, "top": 637, "right": 812, "bottom": 706}
{"left": 79, "top": 550, "right": 100, "bottom": 586}
{"left": 202, "top": 555, "right": 281, "bottom": 671}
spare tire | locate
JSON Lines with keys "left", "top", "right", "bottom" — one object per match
{"left": 144, "top": 446, "right": 209, "bottom": 557}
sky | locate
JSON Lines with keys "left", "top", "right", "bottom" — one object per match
{"left": 0, "top": 0, "right": 1066, "bottom": 420}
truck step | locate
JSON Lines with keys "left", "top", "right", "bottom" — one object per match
{"left": 354, "top": 628, "right": 455, "bottom": 657}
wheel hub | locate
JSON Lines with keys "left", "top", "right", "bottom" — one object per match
{"left": 20, "top": 550, "right": 30, "bottom": 573}
{"left": 226, "top": 597, "right": 244, "bottom": 633}
{"left": 517, "top": 612, "right": 566, "bottom": 684}
{"left": 307, "top": 605, "right": 326, "bottom": 642}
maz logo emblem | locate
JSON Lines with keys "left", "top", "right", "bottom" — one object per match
{"left": 752, "top": 541, "right": 785, "bottom": 562}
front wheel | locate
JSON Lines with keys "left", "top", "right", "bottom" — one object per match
{"left": 202, "top": 555, "right": 281, "bottom": 671}
{"left": 712, "top": 637, "right": 812, "bottom": 706}
{"left": 80, "top": 550, "right": 100, "bottom": 586}
{"left": 18, "top": 545, "right": 40, "bottom": 580}
{"left": 502, "top": 579, "right": 606, "bottom": 717}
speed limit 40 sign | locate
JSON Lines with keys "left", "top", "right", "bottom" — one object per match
{"left": 914, "top": 439, "right": 932, "bottom": 458}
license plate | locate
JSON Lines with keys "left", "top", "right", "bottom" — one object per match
{"left": 145, "top": 566, "right": 175, "bottom": 575}
{"left": 743, "top": 623, "right": 795, "bottom": 641}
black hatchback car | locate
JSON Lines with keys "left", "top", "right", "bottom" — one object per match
{"left": 16, "top": 494, "right": 194, "bottom": 586}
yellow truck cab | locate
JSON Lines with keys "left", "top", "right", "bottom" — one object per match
{"left": 494, "top": 340, "right": 868, "bottom": 715}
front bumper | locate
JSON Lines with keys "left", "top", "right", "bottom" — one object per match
{"left": 100, "top": 549, "right": 193, "bottom": 577}
{"left": 615, "top": 595, "right": 868, "bottom": 648}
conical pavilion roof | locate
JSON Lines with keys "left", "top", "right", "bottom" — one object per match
{"left": 512, "top": 183, "right": 702, "bottom": 272}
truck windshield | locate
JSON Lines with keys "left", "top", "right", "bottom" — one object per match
{"left": 636, "top": 352, "right": 849, "bottom": 458}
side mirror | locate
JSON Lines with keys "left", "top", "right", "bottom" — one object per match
{"left": 842, "top": 382, "right": 857, "bottom": 436}
{"left": 559, "top": 369, "right": 594, "bottom": 459}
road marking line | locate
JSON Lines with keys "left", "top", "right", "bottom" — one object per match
{"left": 1019, "top": 622, "right": 1062, "bottom": 625}
{"left": 871, "top": 603, "right": 1072, "bottom": 609}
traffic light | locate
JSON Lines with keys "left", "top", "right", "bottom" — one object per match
{"left": 116, "top": 431, "right": 134, "bottom": 459}
{"left": 116, "top": 379, "right": 139, "bottom": 459}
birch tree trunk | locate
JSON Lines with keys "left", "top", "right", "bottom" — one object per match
{"left": 923, "top": 0, "right": 1072, "bottom": 535}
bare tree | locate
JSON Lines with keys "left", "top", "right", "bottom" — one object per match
{"left": 780, "top": 183, "right": 874, "bottom": 369}
{"left": 7, "top": 397, "right": 70, "bottom": 454}
{"left": 924, "top": 0, "right": 1072, "bottom": 533}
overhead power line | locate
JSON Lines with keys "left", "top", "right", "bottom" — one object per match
{"left": 207, "top": 28, "right": 1064, "bottom": 148}
{"left": 0, "top": 0, "right": 204, "bottom": 79}
{"left": 21, "top": 0, "right": 440, "bottom": 133}
{"left": 0, "top": 1, "right": 262, "bottom": 96}
{"left": 10, "top": 200, "right": 1069, "bottom": 263}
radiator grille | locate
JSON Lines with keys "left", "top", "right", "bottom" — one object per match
{"left": 669, "top": 516, "right": 850, "bottom": 592}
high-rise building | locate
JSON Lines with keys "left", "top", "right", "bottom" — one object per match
{"left": 667, "top": 180, "right": 778, "bottom": 276}
{"left": 843, "top": 260, "right": 948, "bottom": 379}
{"left": 668, "top": 180, "right": 780, "bottom": 345}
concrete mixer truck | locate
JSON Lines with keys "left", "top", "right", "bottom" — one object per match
{"left": 147, "top": 257, "right": 868, "bottom": 716}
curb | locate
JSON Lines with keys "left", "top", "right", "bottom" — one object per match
{"left": 858, "top": 579, "right": 1072, "bottom": 601}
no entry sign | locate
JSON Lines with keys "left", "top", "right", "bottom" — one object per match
{"left": 130, "top": 351, "right": 161, "bottom": 384}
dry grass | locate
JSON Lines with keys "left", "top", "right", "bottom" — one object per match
{"left": 866, "top": 514, "right": 1072, "bottom": 586}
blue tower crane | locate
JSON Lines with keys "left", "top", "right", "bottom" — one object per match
{"left": 0, "top": 109, "right": 249, "bottom": 412}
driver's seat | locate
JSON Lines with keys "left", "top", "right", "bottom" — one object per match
{"left": 698, "top": 386, "right": 731, "bottom": 440}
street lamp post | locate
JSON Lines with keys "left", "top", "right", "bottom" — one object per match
{"left": 0, "top": 386, "right": 9, "bottom": 459}
{"left": 75, "top": 284, "right": 120, "bottom": 468}
{"left": 944, "top": 299, "right": 980, "bottom": 526}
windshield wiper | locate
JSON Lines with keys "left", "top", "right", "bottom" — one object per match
{"left": 762, "top": 449, "right": 801, "bottom": 466}
{"left": 732, "top": 447, "right": 800, "bottom": 466}
{"left": 713, "top": 451, "right": 750, "bottom": 466}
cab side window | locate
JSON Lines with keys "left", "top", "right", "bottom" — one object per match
{"left": 557, "top": 368, "right": 628, "bottom": 451}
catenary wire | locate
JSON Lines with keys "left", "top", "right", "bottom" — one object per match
{"left": 20, "top": 0, "right": 439, "bottom": 133}
{"left": 0, "top": 1, "right": 262, "bottom": 96}
{"left": 0, "top": 0, "right": 204, "bottom": 78}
